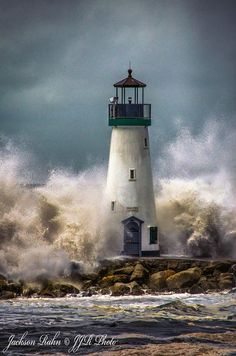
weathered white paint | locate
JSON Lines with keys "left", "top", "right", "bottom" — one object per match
{"left": 106, "top": 126, "right": 159, "bottom": 253}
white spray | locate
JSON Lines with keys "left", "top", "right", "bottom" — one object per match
{"left": 0, "top": 120, "right": 235, "bottom": 281}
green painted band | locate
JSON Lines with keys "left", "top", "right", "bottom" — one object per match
{"left": 108, "top": 118, "right": 151, "bottom": 126}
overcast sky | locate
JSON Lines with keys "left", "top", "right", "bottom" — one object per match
{"left": 1, "top": 0, "right": 236, "bottom": 180}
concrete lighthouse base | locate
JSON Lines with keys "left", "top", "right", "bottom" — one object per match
{"left": 106, "top": 126, "right": 159, "bottom": 257}
{"left": 140, "top": 250, "right": 160, "bottom": 257}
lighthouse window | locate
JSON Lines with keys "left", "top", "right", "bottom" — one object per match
{"left": 129, "top": 169, "right": 136, "bottom": 181}
{"left": 149, "top": 226, "right": 158, "bottom": 244}
{"left": 144, "top": 138, "right": 148, "bottom": 148}
{"left": 111, "top": 201, "right": 115, "bottom": 211}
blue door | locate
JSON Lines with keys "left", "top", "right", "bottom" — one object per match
{"left": 124, "top": 221, "right": 140, "bottom": 255}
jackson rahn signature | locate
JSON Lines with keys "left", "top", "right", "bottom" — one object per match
{"left": 3, "top": 331, "right": 118, "bottom": 353}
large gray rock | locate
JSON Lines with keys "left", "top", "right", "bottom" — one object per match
{"left": 0, "top": 278, "right": 23, "bottom": 296}
{"left": 110, "top": 283, "right": 130, "bottom": 296}
{"left": 99, "top": 274, "right": 129, "bottom": 288}
{"left": 5, "top": 282, "right": 22, "bottom": 294}
{"left": 110, "top": 281, "right": 144, "bottom": 296}
{"left": 39, "top": 282, "right": 80, "bottom": 297}
{"left": 204, "top": 262, "right": 231, "bottom": 275}
{"left": 230, "top": 264, "right": 236, "bottom": 275}
{"left": 149, "top": 270, "right": 175, "bottom": 290}
{"left": 0, "top": 291, "right": 16, "bottom": 299}
{"left": 189, "top": 284, "right": 204, "bottom": 294}
{"left": 129, "top": 281, "right": 144, "bottom": 295}
{"left": 23, "top": 283, "right": 41, "bottom": 297}
{"left": 130, "top": 263, "right": 149, "bottom": 282}
{"left": 218, "top": 273, "right": 234, "bottom": 290}
{"left": 113, "top": 266, "right": 134, "bottom": 275}
{"left": 166, "top": 267, "right": 202, "bottom": 290}
{"left": 0, "top": 278, "right": 8, "bottom": 291}
{"left": 198, "top": 276, "right": 211, "bottom": 291}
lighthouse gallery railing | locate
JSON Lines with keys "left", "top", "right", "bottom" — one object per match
{"left": 109, "top": 104, "right": 151, "bottom": 119}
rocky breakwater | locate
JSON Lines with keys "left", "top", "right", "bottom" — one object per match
{"left": 76, "top": 258, "right": 236, "bottom": 296}
{"left": 0, "top": 258, "right": 236, "bottom": 299}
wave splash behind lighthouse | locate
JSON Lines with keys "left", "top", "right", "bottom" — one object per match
{"left": 106, "top": 68, "right": 160, "bottom": 257}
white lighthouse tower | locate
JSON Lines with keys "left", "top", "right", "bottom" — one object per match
{"left": 106, "top": 68, "right": 160, "bottom": 257}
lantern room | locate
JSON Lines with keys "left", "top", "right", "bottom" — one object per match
{"left": 108, "top": 68, "right": 151, "bottom": 126}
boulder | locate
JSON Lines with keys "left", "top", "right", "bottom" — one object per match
{"left": 198, "top": 275, "right": 221, "bottom": 291}
{"left": 204, "top": 262, "right": 231, "bottom": 276}
{"left": 84, "top": 286, "right": 99, "bottom": 296}
{"left": 110, "top": 280, "right": 144, "bottom": 296}
{"left": 110, "top": 283, "right": 130, "bottom": 296}
{"left": 230, "top": 264, "right": 236, "bottom": 275}
{"left": 145, "top": 260, "right": 167, "bottom": 271}
{"left": 100, "top": 287, "right": 110, "bottom": 295}
{"left": 218, "top": 278, "right": 233, "bottom": 290}
{"left": 6, "top": 282, "right": 23, "bottom": 295}
{"left": 166, "top": 267, "right": 202, "bottom": 290}
{"left": 39, "top": 282, "right": 80, "bottom": 297}
{"left": 98, "top": 259, "right": 125, "bottom": 276}
{"left": 167, "top": 261, "right": 179, "bottom": 271}
{"left": 198, "top": 276, "right": 209, "bottom": 291}
{"left": 113, "top": 266, "right": 134, "bottom": 275}
{"left": 81, "top": 279, "right": 93, "bottom": 290}
{"left": 189, "top": 284, "right": 204, "bottom": 294}
{"left": 203, "top": 277, "right": 218, "bottom": 290}
{"left": 0, "top": 291, "right": 16, "bottom": 299}
{"left": 219, "top": 272, "right": 234, "bottom": 279}
{"left": 0, "top": 278, "right": 8, "bottom": 291}
{"left": 129, "top": 281, "right": 144, "bottom": 295}
{"left": 175, "top": 261, "right": 192, "bottom": 272}
{"left": 149, "top": 270, "right": 176, "bottom": 290}
{"left": 85, "top": 286, "right": 99, "bottom": 296}
{"left": 130, "top": 263, "right": 149, "bottom": 282}
{"left": 218, "top": 273, "right": 234, "bottom": 290}
{"left": 94, "top": 266, "right": 109, "bottom": 278}
{"left": 23, "top": 283, "right": 41, "bottom": 297}
{"left": 56, "top": 283, "right": 80, "bottom": 294}
{"left": 82, "top": 272, "right": 99, "bottom": 282}
{"left": 99, "top": 274, "right": 129, "bottom": 288}
{"left": 0, "top": 278, "right": 23, "bottom": 296}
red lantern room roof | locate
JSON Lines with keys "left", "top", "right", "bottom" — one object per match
{"left": 113, "top": 68, "right": 146, "bottom": 88}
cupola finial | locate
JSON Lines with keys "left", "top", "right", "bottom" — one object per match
{"left": 128, "top": 64, "right": 132, "bottom": 77}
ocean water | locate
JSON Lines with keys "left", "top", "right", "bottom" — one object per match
{"left": 0, "top": 291, "right": 236, "bottom": 355}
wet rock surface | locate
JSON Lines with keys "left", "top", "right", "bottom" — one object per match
{"left": 0, "top": 257, "right": 236, "bottom": 298}
{"left": 130, "top": 262, "right": 149, "bottom": 282}
{"left": 166, "top": 267, "right": 202, "bottom": 289}
{"left": 149, "top": 269, "right": 175, "bottom": 290}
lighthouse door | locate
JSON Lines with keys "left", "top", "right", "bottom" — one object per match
{"left": 123, "top": 220, "right": 141, "bottom": 256}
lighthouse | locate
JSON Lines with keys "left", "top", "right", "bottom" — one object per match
{"left": 106, "top": 68, "right": 160, "bottom": 257}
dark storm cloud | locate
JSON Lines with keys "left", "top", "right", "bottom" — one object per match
{"left": 0, "top": 0, "right": 236, "bottom": 180}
